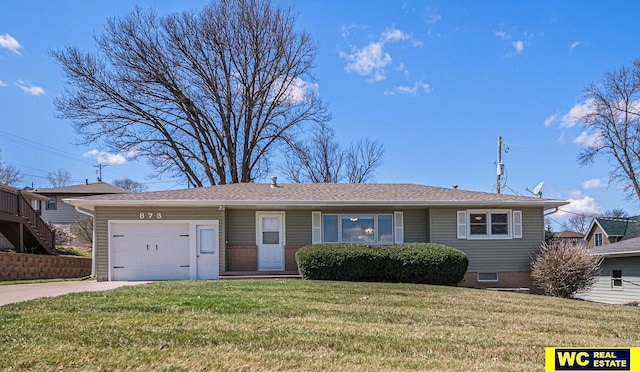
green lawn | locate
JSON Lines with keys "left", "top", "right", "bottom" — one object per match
{"left": 0, "top": 280, "right": 638, "bottom": 371}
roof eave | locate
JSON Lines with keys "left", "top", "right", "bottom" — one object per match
{"left": 63, "top": 198, "right": 569, "bottom": 210}
{"left": 591, "top": 251, "right": 640, "bottom": 258}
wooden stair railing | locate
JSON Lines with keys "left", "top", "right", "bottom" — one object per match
{"left": 0, "top": 188, "right": 55, "bottom": 254}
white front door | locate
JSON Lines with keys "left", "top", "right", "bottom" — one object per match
{"left": 196, "top": 224, "right": 219, "bottom": 279}
{"left": 257, "top": 212, "right": 285, "bottom": 271}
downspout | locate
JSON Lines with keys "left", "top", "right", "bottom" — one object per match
{"left": 544, "top": 207, "right": 558, "bottom": 216}
{"left": 75, "top": 206, "right": 96, "bottom": 280}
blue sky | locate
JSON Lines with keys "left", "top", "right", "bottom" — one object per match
{"left": 1, "top": 1, "right": 639, "bottom": 226}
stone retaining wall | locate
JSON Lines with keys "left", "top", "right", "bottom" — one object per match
{"left": 0, "top": 252, "right": 91, "bottom": 281}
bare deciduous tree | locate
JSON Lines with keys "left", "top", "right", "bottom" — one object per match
{"left": 52, "top": 0, "right": 329, "bottom": 187}
{"left": 0, "top": 150, "right": 21, "bottom": 186}
{"left": 113, "top": 178, "right": 147, "bottom": 193}
{"left": 47, "top": 169, "right": 72, "bottom": 187}
{"left": 0, "top": 163, "right": 21, "bottom": 186}
{"left": 578, "top": 58, "right": 640, "bottom": 200}
{"left": 283, "top": 123, "right": 383, "bottom": 183}
{"left": 561, "top": 213, "right": 597, "bottom": 235}
{"left": 283, "top": 123, "right": 343, "bottom": 183}
{"left": 345, "top": 138, "right": 384, "bottom": 184}
{"left": 600, "top": 208, "right": 629, "bottom": 218}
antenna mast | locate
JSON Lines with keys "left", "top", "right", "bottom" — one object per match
{"left": 496, "top": 136, "right": 503, "bottom": 194}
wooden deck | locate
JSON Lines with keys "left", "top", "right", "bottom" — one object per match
{"left": 0, "top": 188, "right": 55, "bottom": 254}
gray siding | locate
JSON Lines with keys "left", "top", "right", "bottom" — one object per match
{"left": 403, "top": 209, "right": 428, "bottom": 242}
{"left": 577, "top": 256, "right": 640, "bottom": 304}
{"left": 41, "top": 197, "right": 83, "bottom": 225}
{"left": 285, "top": 210, "right": 312, "bottom": 246}
{"left": 94, "top": 206, "right": 224, "bottom": 281}
{"left": 226, "top": 209, "right": 256, "bottom": 246}
{"left": 226, "top": 207, "right": 428, "bottom": 247}
{"left": 429, "top": 207, "right": 544, "bottom": 272}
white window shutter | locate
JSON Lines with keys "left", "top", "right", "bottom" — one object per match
{"left": 312, "top": 211, "right": 322, "bottom": 244}
{"left": 394, "top": 211, "right": 404, "bottom": 244}
{"left": 513, "top": 210, "right": 522, "bottom": 239}
{"left": 457, "top": 211, "right": 467, "bottom": 239}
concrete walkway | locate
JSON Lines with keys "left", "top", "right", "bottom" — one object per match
{"left": 0, "top": 281, "right": 149, "bottom": 306}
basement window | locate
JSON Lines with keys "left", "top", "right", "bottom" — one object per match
{"left": 477, "top": 272, "right": 499, "bottom": 282}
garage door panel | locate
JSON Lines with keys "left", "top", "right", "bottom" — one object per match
{"left": 110, "top": 222, "right": 190, "bottom": 281}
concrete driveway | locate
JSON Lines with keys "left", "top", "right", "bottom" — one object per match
{"left": 0, "top": 281, "right": 149, "bottom": 306}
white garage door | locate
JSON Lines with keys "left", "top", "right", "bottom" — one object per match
{"left": 110, "top": 222, "right": 190, "bottom": 281}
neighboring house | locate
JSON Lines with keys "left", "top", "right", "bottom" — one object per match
{"left": 0, "top": 184, "right": 55, "bottom": 254}
{"left": 576, "top": 236, "right": 640, "bottom": 304}
{"left": 584, "top": 216, "right": 640, "bottom": 249}
{"left": 65, "top": 181, "right": 567, "bottom": 290}
{"left": 32, "top": 182, "right": 131, "bottom": 229}
{"left": 553, "top": 230, "right": 587, "bottom": 247}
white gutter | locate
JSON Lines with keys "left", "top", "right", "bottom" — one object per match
{"left": 544, "top": 207, "right": 559, "bottom": 216}
{"left": 75, "top": 206, "right": 96, "bottom": 279}
{"left": 64, "top": 198, "right": 570, "bottom": 210}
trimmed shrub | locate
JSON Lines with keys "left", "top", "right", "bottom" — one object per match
{"left": 295, "top": 242, "right": 468, "bottom": 285}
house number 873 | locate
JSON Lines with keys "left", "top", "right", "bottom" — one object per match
{"left": 139, "top": 213, "right": 162, "bottom": 219}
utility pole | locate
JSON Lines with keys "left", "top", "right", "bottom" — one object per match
{"left": 94, "top": 164, "right": 107, "bottom": 182}
{"left": 496, "top": 136, "right": 503, "bottom": 194}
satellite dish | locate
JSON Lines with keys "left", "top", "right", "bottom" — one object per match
{"left": 525, "top": 181, "right": 544, "bottom": 198}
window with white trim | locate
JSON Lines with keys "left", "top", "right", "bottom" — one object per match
{"left": 313, "top": 212, "right": 401, "bottom": 244}
{"left": 46, "top": 196, "right": 57, "bottom": 210}
{"left": 457, "top": 210, "right": 521, "bottom": 240}
{"left": 457, "top": 209, "right": 522, "bottom": 239}
{"left": 594, "top": 233, "right": 603, "bottom": 247}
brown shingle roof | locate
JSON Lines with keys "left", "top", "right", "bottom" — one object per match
{"left": 34, "top": 182, "right": 131, "bottom": 195}
{"left": 65, "top": 183, "right": 568, "bottom": 209}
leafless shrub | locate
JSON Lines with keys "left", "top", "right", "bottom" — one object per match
{"left": 71, "top": 216, "right": 93, "bottom": 245}
{"left": 531, "top": 240, "right": 602, "bottom": 298}
{"left": 48, "top": 223, "right": 76, "bottom": 246}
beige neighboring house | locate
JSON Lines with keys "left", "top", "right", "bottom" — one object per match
{"left": 584, "top": 216, "right": 640, "bottom": 249}
{"left": 64, "top": 181, "right": 568, "bottom": 292}
{"left": 32, "top": 182, "right": 131, "bottom": 230}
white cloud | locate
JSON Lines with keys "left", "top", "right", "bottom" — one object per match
{"left": 543, "top": 113, "right": 557, "bottom": 127}
{"left": 554, "top": 190, "right": 600, "bottom": 219}
{"left": 493, "top": 30, "right": 508, "bottom": 40}
{"left": 560, "top": 99, "right": 594, "bottom": 128}
{"left": 381, "top": 28, "right": 410, "bottom": 42}
{"left": 83, "top": 149, "right": 136, "bottom": 165}
{"left": 0, "top": 80, "right": 7, "bottom": 87}
{"left": 384, "top": 81, "right": 431, "bottom": 96}
{"left": 582, "top": 178, "right": 608, "bottom": 190}
{"left": 341, "top": 42, "right": 392, "bottom": 82}
{"left": 424, "top": 8, "right": 442, "bottom": 24}
{"left": 573, "top": 130, "right": 602, "bottom": 147}
{"left": 511, "top": 40, "right": 524, "bottom": 54}
{"left": 341, "top": 27, "right": 420, "bottom": 82}
{"left": 275, "top": 77, "right": 319, "bottom": 105}
{"left": 15, "top": 81, "right": 45, "bottom": 96}
{"left": 0, "top": 33, "right": 22, "bottom": 55}
{"left": 571, "top": 41, "right": 581, "bottom": 51}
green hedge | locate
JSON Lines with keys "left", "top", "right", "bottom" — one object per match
{"left": 295, "top": 243, "right": 468, "bottom": 285}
